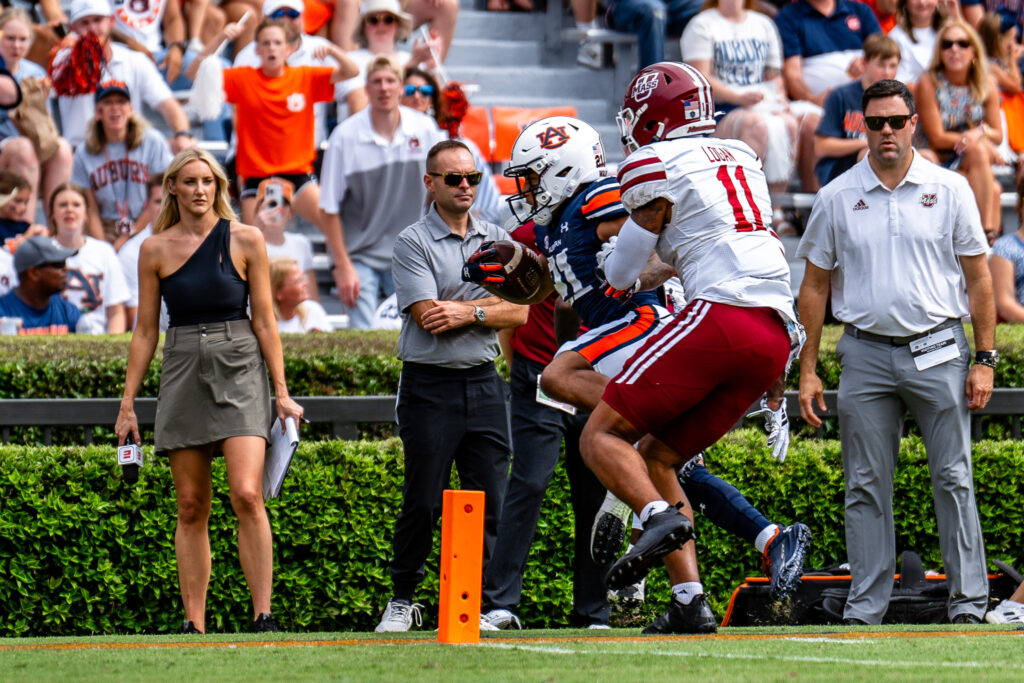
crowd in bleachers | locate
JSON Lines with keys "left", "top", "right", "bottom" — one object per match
{"left": 5, "top": 0, "right": 1024, "bottom": 335}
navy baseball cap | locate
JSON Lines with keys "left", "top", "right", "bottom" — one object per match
{"left": 95, "top": 80, "right": 130, "bottom": 104}
{"left": 14, "top": 236, "right": 77, "bottom": 274}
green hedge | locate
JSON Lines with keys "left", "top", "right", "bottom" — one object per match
{"left": 1, "top": 430, "right": 1021, "bottom": 636}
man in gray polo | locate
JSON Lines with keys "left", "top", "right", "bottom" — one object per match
{"left": 375, "top": 140, "right": 528, "bottom": 633}
{"left": 797, "top": 79, "right": 995, "bottom": 625}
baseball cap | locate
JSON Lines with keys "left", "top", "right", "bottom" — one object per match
{"left": 95, "top": 80, "right": 130, "bottom": 104}
{"left": 263, "top": 0, "right": 304, "bottom": 16}
{"left": 256, "top": 177, "right": 295, "bottom": 209}
{"left": 69, "top": 0, "right": 113, "bottom": 24}
{"left": 14, "top": 236, "right": 78, "bottom": 274}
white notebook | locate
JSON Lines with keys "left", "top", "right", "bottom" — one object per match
{"left": 263, "top": 417, "right": 299, "bottom": 500}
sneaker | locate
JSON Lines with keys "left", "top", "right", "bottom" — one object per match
{"left": 577, "top": 40, "right": 602, "bottom": 69}
{"left": 843, "top": 617, "right": 870, "bottom": 626}
{"left": 642, "top": 595, "right": 717, "bottom": 635}
{"left": 763, "top": 523, "right": 812, "bottom": 600}
{"left": 951, "top": 612, "right": 982, "bottom": 625}
{"left": 374, "top": 599, "right": 424, "bottom": 633}
{"left": 591, "top": 491, "right": 632, "bottom": 565}
{"left": 607, "top": 579, "right": 645, "bottom": 611}
{"left": 587, "top": 623, "right": 611, "bottom": 630}
{"left": 606, "top": 507, "right": 694, "bottom": 590}
{"left": 179, "top": 620, "right": 202, "bottom": 634}
{"left": 479, "top": 609, "right": 522, "bottom": 631}
{"left": 985, "top": 600, "right": 1024, "bottom": 624}
{"left": 253, "top": 612, "right": 279, "bottom": 633}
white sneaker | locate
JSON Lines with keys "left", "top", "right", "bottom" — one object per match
{"left": 577, "top": 40, "right": 602, "bottom": 69}
{"left": 587, "top": 623, "right": 611, "bottom": 629}
{"left": 985, "top": 599, "right": 1024, "bottom": 624}
{"left": 591, "top": 490, "right": 632, "bottom": 565}
{"left": 375, "top": 600, "right": 423, "bottom": 632}
{"left": 480, "top": 608, "right": 522, "bottom": 630}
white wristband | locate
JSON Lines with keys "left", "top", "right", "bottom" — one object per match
{"left": 604, "top": 217, "right": 658, "bottom": 290}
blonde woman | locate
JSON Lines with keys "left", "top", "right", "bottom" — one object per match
{"left": 917, "top": 20, "right": 1003, "bottom": 242}
{"left": 115, "top": 148, "right": 304, "bottom": 635}
{"left": 269, "top": 257, "right": 331, "bottom": 332}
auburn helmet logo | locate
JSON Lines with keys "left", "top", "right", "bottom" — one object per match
{"left": 631, "top": 72, "right": 660, "bottom": 102}
{"left": 536, "top": 125, "right": 570, "bottom": 149}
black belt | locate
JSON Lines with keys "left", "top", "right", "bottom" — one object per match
{"left": 844, "top": 319, "right": 960, "bottom": 346}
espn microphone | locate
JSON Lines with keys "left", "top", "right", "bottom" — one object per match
{"left": 117, "top": 433, "right": 143, "bottom": 485}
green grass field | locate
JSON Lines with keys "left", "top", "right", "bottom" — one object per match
{"left": 3, "top": 625, "right": 1023, "bottom": 682}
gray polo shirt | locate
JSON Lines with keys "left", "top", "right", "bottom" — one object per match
{"left": 393, "top": 205, "right": 510, "bottom": 368}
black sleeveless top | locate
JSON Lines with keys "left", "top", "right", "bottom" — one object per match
{"left": 160, "top": 218, "right": 249, "bottom": 328}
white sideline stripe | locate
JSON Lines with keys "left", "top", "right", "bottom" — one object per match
{"left": 481, "top": 642, "right": 1024, "bottom": 670}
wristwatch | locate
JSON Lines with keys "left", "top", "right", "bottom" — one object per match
{"left": 974, "top": 350, "right": 999, "bottom": 368}
{"left": 473, "top": 305, "right": 487, "bottom": 324}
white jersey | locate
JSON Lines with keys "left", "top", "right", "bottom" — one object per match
{"left": 278, "top": 299, "right": 332, "bottom": 333}
{"left": 266, "top": 232, "right": 314, "bottom": 273}
{"left": 113, "top": 0, "right": 169, "bottom": 53}
{"left": 63, "top": 237, "right": 131, "bottom": 334}
{"left": 72, "top": 128, "right": 173, "bottom": 224}
{"left": 0, "top": 248, "right": 16, "bottom": 296}
{"left": 617, "top": 136, "right": 796, "bottom": 322}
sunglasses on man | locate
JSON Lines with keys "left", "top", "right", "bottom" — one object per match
{"left": 864, "top": 115, "right": 911, "bottom": 131}
{"left": 403, "top": 84, "right": 435, "bottom": 97}
{"left": 366, "top": 14, "right": 396, "bottom": 25}
{"left": 270, "top": 8, "right": 301, "bottom": 19}
{"left": 429, "top": 171, "right": 484, "bottom": 187}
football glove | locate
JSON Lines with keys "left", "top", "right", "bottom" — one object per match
{"left": 461, "top": 241, "right": 505, "bottom": 284}
{"left": 746, "top": 397, "right": 790, "bottom": 463}
{"left": 595, "top": 237, "right": 641, "bottom": 302}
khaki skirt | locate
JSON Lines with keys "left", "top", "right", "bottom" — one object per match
{"left": 155, "top": 319, "right": 272, "bottom": 455}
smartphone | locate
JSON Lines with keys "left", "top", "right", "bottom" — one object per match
{"left": 263, "top": 182, "right": 284, "bottom": 210}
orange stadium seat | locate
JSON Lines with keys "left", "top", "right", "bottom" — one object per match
{"left": 460, "top": 106, "right": 493, "bottom": 162}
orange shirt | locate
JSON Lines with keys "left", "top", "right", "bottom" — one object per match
{"left": 224, "top": 64, "right": 335, "bottom": 178}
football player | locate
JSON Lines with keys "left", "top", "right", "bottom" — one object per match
{"left": 577, "top": 62, "right": 809, "bottom": 632}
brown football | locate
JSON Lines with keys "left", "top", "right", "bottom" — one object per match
{"left": 466, "top": 240, "right": 549, "bottom": 305}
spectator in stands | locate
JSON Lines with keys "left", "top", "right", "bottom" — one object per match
{"left": 72, "top": 81, "right": 173, "bottom": 244}
{"left": 571, "top": 0, "right": 603, "bottom": 69}
{"left": 889, "top": 0, "right": 947, "bottom": 85}
{"left": 0, "top": 43, "right": 19, "bottom": 110}
{"left": 775, "top": 0, "right": 882, "bottom": 191}
{"left": 0, "top": 171, "right": 47, "bottom": 244}
{"left": 233, "top": 0, "right": 345, "bottom": 138}
{"left": 319, "top": 54, "right": 446, "bottom": 329}
{"left": 51, "top": 0, "right": 193, "bottom": 151}
{"left": 606, "top": 0, "right": 704, "bottom": 70}
{"left": 270, "top": 256, "right": 332, "bottom": 332}
{"left": 255, "top": 177, "right": 319, "bottom": 303}
{"left": 187, "top": 16, "right": 358, "bottom": 264}
{"left": 988, "top": 174, "right": 1024, "bottom": 321}
{"left": 980, "top": 9, "right": 1023, "bottom": 95}
{"left": 863, "top": 0, "right": 897, "bottom": 32}
{"left": 0, "top": 9, "right": 74, "bottom": 224}
{"left": 917, "top": 19, "right": 1004, "bottom": 243}
{"left": 118, "top": 173, "right": 165, "bottom": 328}
{"left": 49, "top": 182, "right": 129, "bottom": 334}
{"left": 815, "top": 34, "right": 903, "bottom": 186}
{"left": 0, "top": 235, "right": 81, "bottom": 334}
{"left": 402, "top": 74, "right": 502, "bottom": 223}
{"left": 331, "top": 0, "right": 456, "bottom": 61}
{"left": 0, "top": 245, "right": 14, "bottom": 296}
{"left": 112, "top": 0, "right": 191, "bottom": 87}
{"left": 682, "top": 0, "right": 798, "bottom": 232}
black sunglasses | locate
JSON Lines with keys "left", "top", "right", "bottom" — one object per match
{"left": 366, "top": 14, "right": 396, "bottom": 25}
{"left": 940, "top": 38, "right": 972, "bottom": 50}
{"left": 430, "top": 171, "right": 483, "bottom": 187}
{"left": 403, "top": 84, "right": 435, "bottom": 97}
{"left": 39, "top": 261, "right": 66, "bottom": 269}
{"left": 864, "top": 115, "right": 911, "bottom": 131}
{"left": 269, "top": 8, "right": 301, "bottom": 18}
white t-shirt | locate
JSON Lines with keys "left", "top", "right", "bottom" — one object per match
{"left": 54, "top": 42, "right": 175, "bottom": 147}
{"left": 802, "top": 49, "right": 860, "bottom": 96}
{"left": 797, "top": 151, "right": 988, "bottom": 336}
{"left": 113, "top": 0, "right": 169, "bottom": 53}
{"left": 277, "top": 299, "right": 332, "bottom": 332}
{"left": 118, "top": 224, "right": 149, "bottom": 308}
{"left": 63, "top": 236, "right": 131, "bottom": 334}
{"left": 0, "top": 248, "right": 16, "bottom": 296}
{"left": 681, "top": 9, "right": 783, "bottom": 87}
{"left": 266, "top": 232, "right": 314, "bottom": 273}
{"left": 889, "top": 25, "right": 938, "bottom": 84}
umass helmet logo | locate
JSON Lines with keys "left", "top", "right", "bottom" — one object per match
{"left": 631, "top": 72, "right": 660, "bottom": 102}
{"left": 536, "top": 126, "right": 570, "bottom": 149}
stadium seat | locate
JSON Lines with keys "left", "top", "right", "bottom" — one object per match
{"left": 461, "top": 106, "right": 492, "bottom": 162}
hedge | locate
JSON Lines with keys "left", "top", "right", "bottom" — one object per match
{"left": 1, "top": 430, "right": 1021, "bottom": 636}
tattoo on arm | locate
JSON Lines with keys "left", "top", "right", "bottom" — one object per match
{"left": 631, "top": 198, "right": 671, "bottom": 234}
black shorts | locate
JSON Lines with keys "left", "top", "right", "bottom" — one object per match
{"left": 240, "top": 172, "right": 317, "bottom": 199}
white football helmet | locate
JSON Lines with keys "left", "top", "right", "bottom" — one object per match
{"left": 504, "top": 116, "right": 606, "bottom": 225}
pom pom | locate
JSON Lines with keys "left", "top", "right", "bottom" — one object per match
{"left": 437, "top": 81, "right": 470, "bottom": 139}
{"left": 48, "top": 34, "right": 106, "bottom": 97}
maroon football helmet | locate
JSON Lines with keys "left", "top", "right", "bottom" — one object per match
{"left": 616, "top": 61, "right": 717, "bottom": 153}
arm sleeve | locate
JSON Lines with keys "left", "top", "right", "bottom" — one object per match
{"left": 135, "top": 57, "right": 174, "bottom": 107}
{"left": 392, "top": 232, "right": 438, "bottom": 313}
{"left": 950, "top": 173, "right": 989, "bottom": 256}
{"left": 579, "top": 178, "right": 627, "bottom": 222}
{"left": 309, "top": 66, "right": 337, "bottom": 103}
{"left": 765, "top": 16, "right": 783, "bottom": 71}
{"left": 222, "top": 67, "right": 243, "bottom": 104}
{"left": 616, "top": 149, "right": 675, "bottom": 211}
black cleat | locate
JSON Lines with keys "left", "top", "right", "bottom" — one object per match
{"left": 179, "top": 620, "right": 202, "bottom": 634}
{"left": 642, "top": 595, "right": 717, "bottom": 635}
{"left": 253, "top": 612, "right": 280, "bottom": 632}
{"left": 606, "top": 507, "right": 693, "bottom": 590}
{"left": 763, "top": 523, "right": 811, "bottom": 600}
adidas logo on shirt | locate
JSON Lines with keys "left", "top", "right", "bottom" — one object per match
{"left": 852, "top": 199, "right": 869, "bottom": 211}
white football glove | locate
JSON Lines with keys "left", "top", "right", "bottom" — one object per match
{"left": 746, "top": 397, "right": 790, "bottom": 463}
{"left": 595, "top": 235, "right": 617, "bottom": 272}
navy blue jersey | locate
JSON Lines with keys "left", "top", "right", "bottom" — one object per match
{"left": 535, "top": 177, "right": 659, "bottom": 329}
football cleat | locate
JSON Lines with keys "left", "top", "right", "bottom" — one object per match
{"left": 591, "top": 490, "right": 632, "bottom": 565}
{"left": 642, "top": 595, "right": 717, "bottom": 635}
{"left": 374, "top": 599, "right": 424, "bottom": 633}
{"left": 479, "top": 609, "right": 522, "bottom": 631}
{"left": 606, "top": 507, "right": 693, "bottom": 590}
{"left": 763, "top": 523, "right": 811, "bottom": 600}
{"left": 253, "top": 612, "right": 279, "bottom": 633}
{"left": 984, "top": 600, "right": 1024, "bottom": 624}
{"left": 607, "top": 578, "right": 645, "bottom": 612}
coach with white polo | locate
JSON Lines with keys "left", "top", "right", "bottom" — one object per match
{"left": 374, "top": 140, "right": 526, "bottom": 633}
{"left": 796, "top": 79, "right": 994, "bottom": 626}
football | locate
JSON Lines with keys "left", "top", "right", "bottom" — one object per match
{"left": 466, "top": 240, "right": 549, "bottom": 305}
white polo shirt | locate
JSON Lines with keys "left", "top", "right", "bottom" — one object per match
{"left": 797, "top": 151, "right": 988, "bottom": 337}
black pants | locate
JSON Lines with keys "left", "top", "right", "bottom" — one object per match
{"left": 481, "top": 355, "right": 611, "bottom": 626}
{"left": 391, "top": 361, "right": 511, "bottom": 601}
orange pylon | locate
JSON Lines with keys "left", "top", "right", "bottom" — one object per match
{"left": 437, "top": 489, "right": 485, "bottom": 644}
